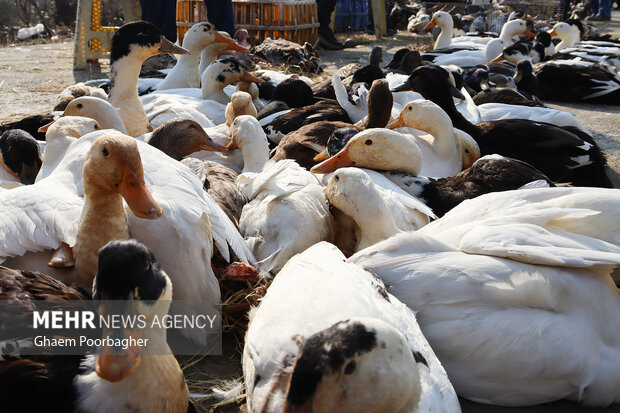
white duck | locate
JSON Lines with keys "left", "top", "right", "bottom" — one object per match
{"left": 227, "top": 115, "right": 332, "bottom": 274}
{"left": 244, "top": 241, "right": 461, "bottom": 413}
{"left": 349, "top": 228, "right": 620, "bottom": 407}
{"left": 60, "top": 97, "right": 127, "bottom": 133}
{"left": 1, "top": 130, "right": 254, "bottom": 343}
{"left": 156, "top": 22, "right": 247, "bottom": 90}
{"left": 324, "top": 167, "right": 435, "bottom": 252}
{"left": 106, "top": 21, "right": 189, "bottom": 137}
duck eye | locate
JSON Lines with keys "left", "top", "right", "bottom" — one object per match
{"left": 465, "top": 149, "right": 470, "bottom": 153}
{"left": 334, "top": 175, "right": 340, "bottom": 181}
{"left": 344, "top": 361, "right": 356, "bottom": 375}
{"left": 365, "top": 139, "right": 373, "bottom": 145}
{"left": 408, "top": 106, "right": 412, "bottom": 111}
{"left": 203, "top": 28, "right": 208, "bottom": 32}
{"left": 77, "top": 103, "right": 83, "bottom": 109}
{"left": 102, "top": 147, "right": 109, "bottom": 157}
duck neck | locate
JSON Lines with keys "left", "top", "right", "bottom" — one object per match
{"left": 420, "top": 115, "right": 459, "bottom": 163}
{"left": 199, "top": 47, "right": 221, "bottom": 77}
{"left": 161, "top": 53, "right": 202, "bottom": 89}
{"left": 556, "top": 34, "right": 576, "bottom": 51}
{"left": 108, "top": 56, "right": 150, "bottom": 137}
{"left": 239, "top": 138, "right": 270, "bottom": 174}
{"left": 429, "top": 90, "right": 480, "bottom": 140}
{"left": 435, "top": 22, "right": 453, "bottom": 49}
{"left": 73, "top": 181, "right": 129, "bottom": 289}
{"left": 201, "top": 78, "right": 230, "bottom": 104}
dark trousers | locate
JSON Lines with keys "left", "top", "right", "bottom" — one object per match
{"left": 316, "top": 0, "right": 337, "bottom": 30}
{"left": 204, "top": 0, "right": 235, "bottom": 36}
{"left": 139, "top": 0, "right": 177, "bottom": 42}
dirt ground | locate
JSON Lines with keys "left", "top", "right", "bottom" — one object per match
{"left": 1, "top": 12, "right": 619, "bottom": 413}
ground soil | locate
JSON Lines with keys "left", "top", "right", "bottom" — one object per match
{"left": 1, "top": 11, "right": 619, "bottom": 413}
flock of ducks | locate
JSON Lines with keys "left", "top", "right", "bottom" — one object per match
{"left": 0, "top": 15, "right": 619, "bottom": 413}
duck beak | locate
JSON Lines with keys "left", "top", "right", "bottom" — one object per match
{"left": 201, "top": 139, "right": 228, "bottom": 152}
{"left": 95, "top": 327, "right": 142, "bottom": 382}
{"left": 386, "top": 116, "right": 405, "bottom": 129}
{"left": 549, "top": 29, "right": 558, "bottom": 37}
{"left": 240, "top": 70, "right": 265, "bottom": 83}
{"left": 310, "top": 147, "right": 353, "bottom": 174}
{"left": 490, "top": 55, "right": 506, "bottom": 63}
{"left": 424, "top": 19, "right": 437, "bottom": 30}
{"left": 158, "top": 36, "right": 189, "bottom": 55}
{"left": 450, "top": 85, "right": 466, "bottom": 100}
{"left": 313, "top": 149, "right": 331, "bottom": 162}
{"left": 524, "top": 29, "right": 536, "bottom": 38}
{"left": 225, "top": 139, "right": 238, "bottom": 150}
{"left": 119, "top": 167, "right": 163, "bottom": 220}
{"left": 19, "top": 162, "right": 39, "bottom": 185}
{"left": 216, "top": 32, "right": 249, "bottom": 52}
{"left": 38, "top": 120, "right": 55, "bottom": 133}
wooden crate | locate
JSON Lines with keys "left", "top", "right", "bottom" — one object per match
{"left": 176, "top": 0, "right": 207, "bottom": 43}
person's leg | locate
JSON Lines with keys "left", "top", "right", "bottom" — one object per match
{"left": 591, "top": 0, "right": 600, "bottom": 15}
{"left": 316, "top": 0, "right": 344, "bottom": 49}
{"left": 204, "top": 0, "right": 235, "bottom": 36}
{"left": 139, "top": 0, "right": 177, "bottom": 42}
{"left": 599, "top": 0, "right": 611, "bottom": 18}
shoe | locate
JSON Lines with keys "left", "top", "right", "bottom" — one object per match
{"left": 587, "top": 14, "right": 611, "bottom": 21}
{"left": 318, "top": 28, "right": 344, "bottom": 50}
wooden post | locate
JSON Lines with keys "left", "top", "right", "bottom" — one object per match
{"left": 371, "top": 0, "right": 386, "bottom": 40}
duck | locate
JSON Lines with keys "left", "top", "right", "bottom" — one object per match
{"left": 0, "top": 129, "right": 42, "bottom": 188}
{"left": 156, "top": 22, "right": 247, "bottom": 91}
{"left": 423, "top": 38, "right": 507, "bottom": 68}
{"left": 272, "top": 78, "right": 393, "bottom": 169}
{"left": 0, "top": 239, "right": 193, "bottom": 413}
{"left": 225, "top": 91, "right": 257, "bottom": 126}
{"left": 106, "top": 21, "right": 189, "bottom": 137}
{"left": 147, "top": 118, "right": 244, "bottom": 226}
{"left": 61, "top": 96, "right": 127, "bottom": 133}
{"left": 348, "top": 226, "right": 620, "bottom": 407}
{"left": 470, "top": 70, "right": 543, "bottom": 107}
{"left": 142, "top": 58, "right": 265, "bottom": 128}
{"left": 0, "top": 114, "right": 55, "bottom": 141}
{"left": 324, "top": 168, "right": 435, "bottom": 251}
{"left": 549, "top": 22, "right": 620, "bottom": 69}
{"left": 53, "top": 82, "right": 108, "bottom": 111}
{"left": 227, "top": 115, "right": 332, "bottom": 274}
{"left": 243, "top": 241, "right": 460, "bottom": 413}
{"left": 392, "top": 65, "right": 612, "bottom": 187}
{"left": 1, "top": 131, "right": 253, "bottom": 343}
{"left": 383, "top": 154, "right": 556, "bottom": 217}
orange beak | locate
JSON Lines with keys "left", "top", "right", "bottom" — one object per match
{"left": 201, "top": 139, "right": 227, "bottom": 152}
{"left": 239, "top": 70, "right": 265, "bottom": 83}
{"left": 524, "top": 29, "right": 536, "bottom": 38}
{"left": 313, "top": 149, "right": 331, "bottom": 162}
{"left": 118, "top": 167, "right": 163, "bottom": 220}
{"left": 491, "top": 55, "right": 507, "bottom": 63}
{"left": 385, "top": 116, "right": 405, "bottom": 129}
{"left": 549, "top": 29, "right": 558, "bottom": 37}
{"left": 310, "top": 147, "right": 354, "bottom": 174}
{"left": 95, "top": 328, "right": 141, "bottom": 382}
{"left": 38, "top": 120, "right": 55, "bottom": 133}
{"left": 225, "top": 139, "right": 238, "bottom": 150}
{"left": 215, "top": 32, "right": 249, "bottom": 52}
{"left": 424, "top": 19, "right": 437, "bottom": 31}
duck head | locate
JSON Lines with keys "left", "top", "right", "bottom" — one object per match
{"left": 369, "top": 46, "right": 383, "bottom": 66}
{"left": 148, "top": 119, "right": 226, "bottom": 161}
{"left": 61, "top": 97, "right": 127, "bottom": 133}
{"left": 0, "top": 129, "right": 42, "bottom": 184}
{"left": 311, "top": 128, "right": 423, "bottom": 176}
{"left": 500, "top": 19, "right": 536, "bottom": 43}
{"left": 424, "top": 11, "right": 453, "bottom": 31}
{"left": 386, "top": 99, "right": 453, "bottom": 133}
{"left": 391, "top": 66, "right": 464, "bottom": 102}
{"left": 183, "top": 21, "right": 248, "bottom": 54}
{"left": 84, "top": 134, "right": 162, "bottom": 220}
{"left": 226, "top": 91, "right": 258, "bottom": 125}
{"left": 313, "top": 127, "right": 357, "bottom": 162}
{"left": 282, "top": 318, "right": 422, "bottom": 413}
{"left": 202, "top": 58, "right": 264, "bottom": 102}
{"left": 110, "top": 21, "right": 189, "bottom": 65}
{"left": 40, "top": 115, "right": 101, "bottom": 139}
{"left": 548, "top": 22, "right": 577, "bottom": 49}
{"left": 227, "top": 115, "right": 269, "bottom": 151}
{"left": 93, "top": 239, "right": 172, "bottom": 383}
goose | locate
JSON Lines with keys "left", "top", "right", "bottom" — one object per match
{"left": 0, "top": 239, "right": 193, "bottom": 413}
{"left": 147, "top": 118, "right": 244, "bottom": 226}
{"left": 226, "top": 115, "right": 332, "bottom": 274}
{"left": 243, "top": 241, "right": 460, "bottom": 413}
{"left": 1, "top": 131, "right": 253, "bottom": 343}
{"left": 349, "top": 228, "right": 620, "bottom": 407}
{"left": 272, "top": 78, "right": 393, "bottom": 169}
{"left": 61, "top": 96, "right": 127, "bottom": 133}
{"left": 324, "top": 168, "right": 435, "bottom": 251}
{"left": 392, "top": 65, "right": 612, "bottom": 187}
{"left": 156, "top": 22, "right": 247, "bottom": 90}
{"left": 0, "top": 129, "right": 41, "bottom": 188}
{"left": 142, "top": 58, "right": 265, "bottom": 128}
{"left": 106, "top": 21, "right": 189, "bottom": 137}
